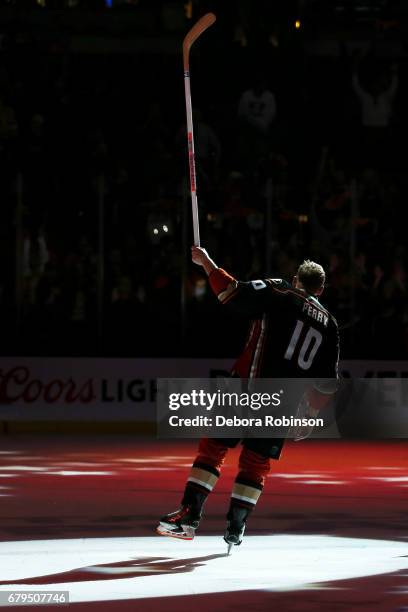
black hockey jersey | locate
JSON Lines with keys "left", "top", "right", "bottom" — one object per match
{"left": 209, "top": 268, "right": 339, "bottom": 380}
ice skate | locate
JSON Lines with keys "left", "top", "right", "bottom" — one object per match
{"left": 224, "top": 505, "right": 249, "bottom": 554}
{"left": 156, "top": 505, "right": 201, "bottom": 540}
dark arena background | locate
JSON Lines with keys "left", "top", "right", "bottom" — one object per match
{"left": 0, "top": 1, "right": 407, "bottom": 611}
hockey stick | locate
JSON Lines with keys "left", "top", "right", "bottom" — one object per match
{"left": 183, "top": 12, "right": 216, "bottom": 247}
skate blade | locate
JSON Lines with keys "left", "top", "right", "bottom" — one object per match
{"left": 227, "top": 542, "right": 233, "bottom": 556}
{"left": 156, "top": 525, "right": 194, "bottom": 540}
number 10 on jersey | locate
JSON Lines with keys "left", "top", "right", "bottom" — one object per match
{"left": 284, "top": 320, "right": 323, "bottom": 370}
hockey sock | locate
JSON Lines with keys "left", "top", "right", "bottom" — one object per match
{"left": 182, "top": 438, "right": 229, "bottom": 511}
{"left": 229, "top": 446, "right": 270, "bottom": 514}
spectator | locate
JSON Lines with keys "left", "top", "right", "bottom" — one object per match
{"left": 352, "top": 59, "right": 398, "bottom": 167}
{"left": 238, "top": 74, "right": 277, "bottom": 134}
{"left": 352, "top": 64, "right": 398, "bottom": 129}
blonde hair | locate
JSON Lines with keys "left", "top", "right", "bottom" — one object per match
{"left": 297, "top": 260, "right": 325, "bottom": 294}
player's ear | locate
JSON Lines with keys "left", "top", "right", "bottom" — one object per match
{"left": 292, "top": 275, "right": 298, "bottom": 287}
{"left": 315, "top": 285, "right": 324, "bottom": 296}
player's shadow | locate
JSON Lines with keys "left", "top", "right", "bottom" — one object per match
{"left": 0, "top": 553, "right": 227, "bottom": 585}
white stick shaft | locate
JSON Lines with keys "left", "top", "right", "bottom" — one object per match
{"left": 184, "top": 70, "right": 200, "bottom": 247}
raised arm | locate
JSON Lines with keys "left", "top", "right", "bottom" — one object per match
{"left": 192, "top": 246, "right": 272, "bottom": 317}
{"left": 352, "top": 71, "right": 366, "bottom": 99}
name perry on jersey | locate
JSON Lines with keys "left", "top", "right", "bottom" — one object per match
{"left": 302, "top": 301, "right": 329, "bottom": 327}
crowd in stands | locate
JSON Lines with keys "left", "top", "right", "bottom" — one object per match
{"left": 0, "top": 18, "right": 407, "bottom": 359}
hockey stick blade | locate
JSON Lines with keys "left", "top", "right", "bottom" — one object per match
{"left": 183, "top": 12, "right": 217, "bottom": 70}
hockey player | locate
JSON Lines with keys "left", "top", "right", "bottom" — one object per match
{"left": 157, "top": 246, "right": 339, "bottom": 552}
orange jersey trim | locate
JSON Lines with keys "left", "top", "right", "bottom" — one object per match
{"left": 209, "top": 268, "right": 236, "bottom": 295}
{"left": 233, "top": 319, "right": 263, "bottom": 378}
